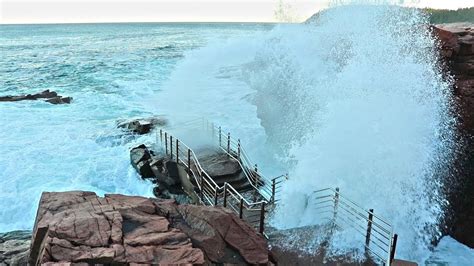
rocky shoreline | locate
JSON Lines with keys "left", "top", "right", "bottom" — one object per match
{"left": 434, "top": 23, "right": 474, "bottom": 248}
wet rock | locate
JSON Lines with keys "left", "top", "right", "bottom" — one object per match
{"left": 197, "top": 150, "right": 242, "bottom": 178}
{"left": 153, "top": 186, "right": 193, "bottom": 204}
{"left": 154, "top": 198, "right": 270, "bottom": 264}
{"left": 130, "top": 144, "right": 154, "bottom": 178}
{"left": 117, "top": 117, "right": 167, "bottom": 135}
{"left": 45, "top": 96, "right": 72, "bottom": 105}
{"left": 0, "top": 90, "right": 72, "bottom": 105}
{"left": 434, "top": 23, "right": 474, "bottom": 248}
{"left": 29, "top": 191, "right": 270, "bottom": 265}
{"left": 196, "top": 149, "right": 252, "bottom": 192}
{"left": 0, "top": 230, "right": 31, "bottom": 266}
{"left": 150, "top": 158, "right": 179, "bottom": 186}
{"left": 130, "top": 144, "right": 191, "bottom": 204}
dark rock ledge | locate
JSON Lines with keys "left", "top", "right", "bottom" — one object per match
{"left": 130, "top": 144, "right": 193, "bottom": 204}
{"left": 0, "top": 90, "right": 72, "bottom": 105}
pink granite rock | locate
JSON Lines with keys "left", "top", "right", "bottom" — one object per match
{"left": 29, "top": 191, "right": 270, "bottom": 265}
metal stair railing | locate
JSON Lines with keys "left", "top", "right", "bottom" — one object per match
{"left": 208, "top": 122, "right": 288, "bottom": 202}
{"left": 156, "top": 118, "right": 399, "bottom": 265}
{"left": 156, "top": 128, "right": 268, "bottom": 234}
{"left": 310, "top": 188, "right": 398, "bottom": 266}
{"left": 162, "top": 117, "right": 288, "bottom": 203}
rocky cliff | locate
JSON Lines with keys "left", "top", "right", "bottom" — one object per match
{"left": 27, "top": 191, "right": 272, "bottom": 265}
{"left": 434, "top": 23, "right": 474, "bottom": 247}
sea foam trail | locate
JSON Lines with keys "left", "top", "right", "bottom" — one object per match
{"left": 152, "top": 3, "right": 456, "bottom": 262}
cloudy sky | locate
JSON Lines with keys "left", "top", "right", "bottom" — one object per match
{"left": 0, "top": 0, "right": 473, "bottom": 24}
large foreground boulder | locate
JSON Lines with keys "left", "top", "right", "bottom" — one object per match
{"left": 29, "top": 191, "right": 270, "bottom": 265}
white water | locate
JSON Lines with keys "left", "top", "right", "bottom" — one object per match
{"left": 152, "top": 3, "right": 458, "bottom": 263}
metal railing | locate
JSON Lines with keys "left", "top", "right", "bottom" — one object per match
{"left": 208, "top": 123, "right": 287, "bottom": 202}
{"left": 156, "top": 118, "right": 399, "bottom": 265}
{"left": 156, "top": 128, "right": 268, "bottom": 234}
{"left": 310, "top": 188, "right": 398, "bottom": 265}
{"left": 162, "top": 117, "right": 288, "bottom": 203}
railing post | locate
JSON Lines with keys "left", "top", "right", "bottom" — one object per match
{"left": 390, "top": 234, "right": 398, "bottom": 263}
{"left": 164, "top": 132, "right": 168, "bottom": 155}
{"left": 160, "top": 129, "right": 163, "bottom": 143}
{"left": 237, "top": 139, "right": 241, "bottom": 159}
{"left": 333, "top": 188, "right": 340, "bottom": 222}
{"left": 219, "top": 126, "right": 222, "bottom": 147}
{"left": 271, "top": 178, "right": 276, "bottom": 202}
{"left": 176, "top": 139, "right": 179, "bottom": 163}
{"left": 227, "top": 132, "right": 230, "bottom": 154}
{"left": 170, "top": 136, "right": 173, "bottom": 159}
{"left": 254, "top": 164, "right": 259, "bottom": 187}
{"left": 259, "top": 202, "right": 265, "bottom": 234}
{"left": 239, "top": 199, "right": 244, "bottom": 219}
{"left": 214, "top": 189, "right": 218, "bottom": 206}
{"left": 199, "top": 175, "right": 204, "bottom": 202}
{"left": 187, "top": 148, "right": 191, "bottom": 171}
{"left": 253, "top": 164, "right": 259, "bottom": 201}
{"left": 365, "top": 209, "right": 374, "bottom": 252}
{"left": 223, "top": 184, "right": 227, "bottom": 207}
{"left": 211, "top": 123, "right": 215, "bottom": 140}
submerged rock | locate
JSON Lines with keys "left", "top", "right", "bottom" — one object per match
{"left": 0, "top": 230, "right": 31, "bottom": 266}
{"left": 0, "top": 90, "right": 72, "bottom": 105}
{"left": 45, "top": 96, "right": 72, "bottom": 104}
{"left": 28, "top": 191, "right": 270, "bottom": 265}
{"left": 117, "top": 117, "right": 167, "bottom": 135}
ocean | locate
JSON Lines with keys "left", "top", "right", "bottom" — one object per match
{"left": 0, "top": 22, "right": 272, "bottom": 232}
{"left": 1, "top": 8, "right": 474, "bottom": 264}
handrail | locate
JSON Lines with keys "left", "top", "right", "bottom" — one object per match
{"left": 160, "top": 117, "right": 287, "bottom": 203}
{"left": 155, "top": 128, "right": 268, "bottom": 234}
{"left": 155, "top": 118, "right": 398, "bottom": 264}
{"left": 208, "top": 122, "right": 288, "bottom": 202}
{"left": 310, "top": 188, "right": 397, "bottom": 265}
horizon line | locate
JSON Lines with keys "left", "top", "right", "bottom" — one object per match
{"left": 0, "top": 21, "right": 291, "bottom": 26}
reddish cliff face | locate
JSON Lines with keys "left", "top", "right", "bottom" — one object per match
{"left": 28, "top": 191, "right": 271, "bottom": 265}
{"left": 434, "top": 23, "right": 474, "bottom": 248}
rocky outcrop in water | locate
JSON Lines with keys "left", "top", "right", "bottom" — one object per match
{"left": 117, "top": 117, "right": 167, "bottom": 135}
{"left": 130, "top": 144, "right": 191, "bottom": 204}
{"left": 0, "top": 90, "right": 72, "bottom": 105}
{"left": 434, "top": 23, "right": 474, "bottom": 248}
{"left": 28, "top": 191, "right": 270, "bottom": 265}
{"left": 0, "top": 230, "right": 31, "bottom": 266}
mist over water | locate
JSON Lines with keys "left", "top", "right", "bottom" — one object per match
{"left": 155, "top": 3, "right": 456, "bottom": 262}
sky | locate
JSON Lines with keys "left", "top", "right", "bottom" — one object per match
{"left": 0, "top": 0, "right": 473, "bottom": 24}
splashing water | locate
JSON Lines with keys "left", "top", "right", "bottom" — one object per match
{"left": 153, "top": 3, "right": 456, "bottom": 263}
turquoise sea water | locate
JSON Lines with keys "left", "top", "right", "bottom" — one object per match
{"left": 0, "top": 23, "right": 273, "bottom": 232}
